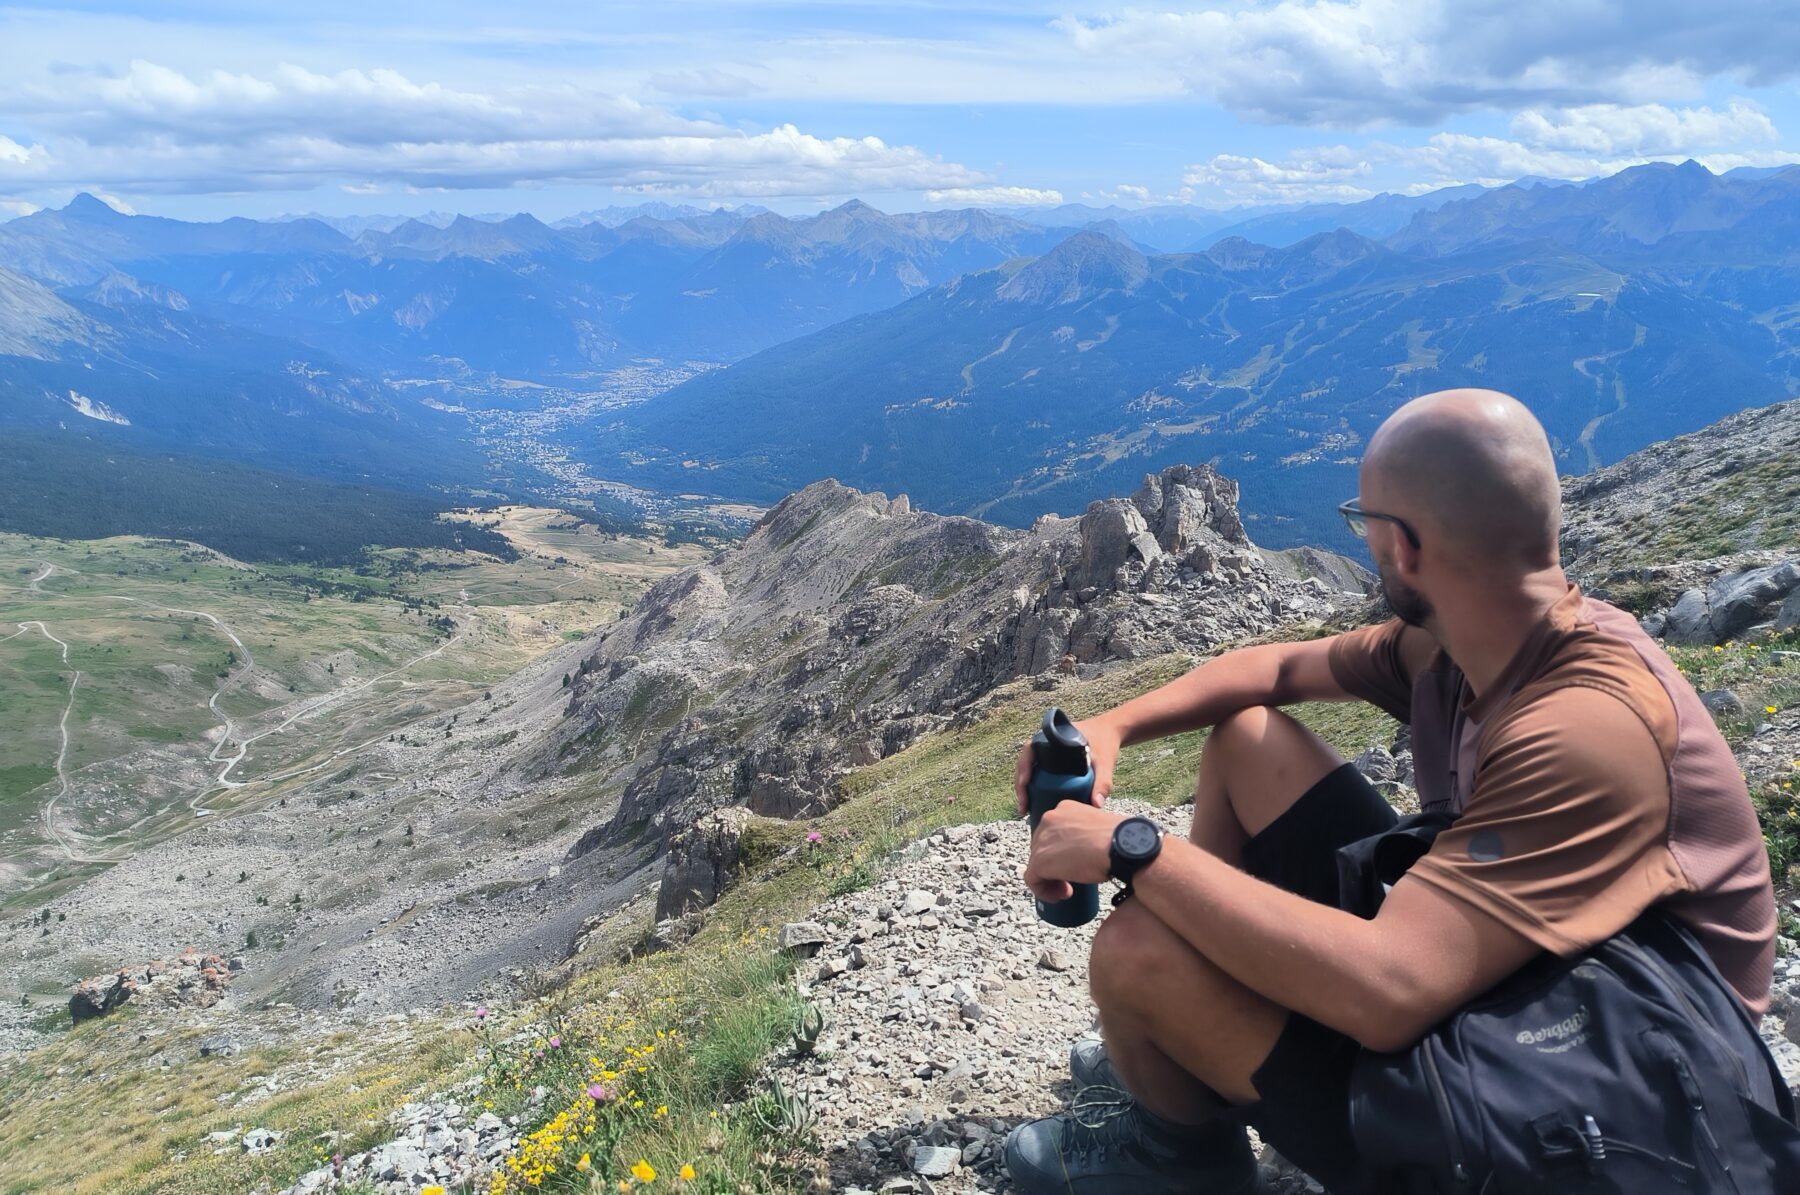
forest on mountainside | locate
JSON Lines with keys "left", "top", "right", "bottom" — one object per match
{"left": 0, "top": 431, "right": 518, "bottom": 565}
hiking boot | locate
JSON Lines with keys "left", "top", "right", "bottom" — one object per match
{"left": 1004, "top": 1084, "right": 1261, "bottom": 1195}
{"left": 1070, "top": 1036, "right": 1117, "bottom": 1091}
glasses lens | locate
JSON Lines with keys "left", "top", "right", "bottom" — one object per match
{"left": 1340, "top": 503, "right": 1368, "bottom": 539}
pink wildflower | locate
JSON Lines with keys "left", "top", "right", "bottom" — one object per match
{"left": 806, "top": 831, "right": 822, "bottom": 844}
{"left": 589, "top": 1083, "right": 614, "bottom": 1103}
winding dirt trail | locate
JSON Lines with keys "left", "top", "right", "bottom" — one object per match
{"left": 6, "top": 560, "right": 479, "bottom": 864}
{"left": 15, "top": 619, "right": 102, "bottom": 864}
{"left": 200, "top": 623, "right": 468, "bottom": 795}
{"left": 104, "top": 596, "right": 257, "bottom": 794}
{"left": 102, "top": 595, "right": 467, "bottom": 804}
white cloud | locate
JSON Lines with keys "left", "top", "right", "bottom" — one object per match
{"left": 1510, "top": 101, "right": 1777, "bottom": 157}
{"left": 0, "top": 198, "right": 40, "bottom": 221}
{"left": 1182, "top": 151, "right": 1376, "bottom": 204}
{"left": 1181, "top": 99, "right": 1799, "bottom": 204}
{"left": 1058, "top": 2, "right": 1800, "bottom": 127}
{"left": 0, "top": 61, "right": 993, "bottom": 200}
{"left": 1112, "top": 184, "right": 1150, "bottom": 202}
{"left": 924, "top": 186, "right": 1065, "bottom": 206}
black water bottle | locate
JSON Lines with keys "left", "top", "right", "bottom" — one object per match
{"left": 1026, "top": 708, "right": 1101, "bottom": 928}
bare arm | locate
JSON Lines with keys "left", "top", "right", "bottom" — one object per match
{"left": 1095, "top": 636, "right": 1355, "bottom": 746}
{"left": 1014, "top": 636, "right": 1358, "bottom": 814}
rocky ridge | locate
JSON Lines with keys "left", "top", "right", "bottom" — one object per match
{"left": 551, "top": 464, "right": 1368, "bottom": 922}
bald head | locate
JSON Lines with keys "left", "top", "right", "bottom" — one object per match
{"left": 1363, "top": 389, "right": 1561, "bottom": 571}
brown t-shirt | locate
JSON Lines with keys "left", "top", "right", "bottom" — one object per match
{"left": 1328, "top": 586, "right": 1776, "bottom": 1016}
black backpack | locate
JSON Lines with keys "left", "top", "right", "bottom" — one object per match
{"left": 1340, "top": 817, "right": 1800, "bottom": 1194}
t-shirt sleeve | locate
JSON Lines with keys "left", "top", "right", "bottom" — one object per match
{"left": 1326, "top": 619, "right": 1415, "bottom": 721}
{"left": 1400, "top": 686, "right": 1689, "bottom": 957}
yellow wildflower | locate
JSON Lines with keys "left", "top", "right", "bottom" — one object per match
{"left": 655, "top": 1104, "right": 668, "bottom": 1117}
{"left": 680, "top": 1163, "right": 697, "bottom": 1181}
{"left": 632, "top": 1159, "right": 658, "bottom": 1182}
{"left": 423, "top": 1188, "right": 447, "bottom": 1195}
{"left": 577, "top": 1154, "right": 591, "bottom": 1172}
{"left": 1768, "top": 706, "right": 1781, "bottom": 714}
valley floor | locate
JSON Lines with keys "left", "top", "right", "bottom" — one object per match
{"left": 0, "top": 513, "right": 706, "bottom": 1042}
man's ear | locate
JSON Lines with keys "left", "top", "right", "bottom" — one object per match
{"left": 1389, "top": 519, "right": 1423, "bottom": 578}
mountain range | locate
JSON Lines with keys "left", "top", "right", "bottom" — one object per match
{"left": 3, "top": 163, "right": 1799, "bottom": 548}
{"left": 598, "top": 161, "right": 1800, "bottom": 546}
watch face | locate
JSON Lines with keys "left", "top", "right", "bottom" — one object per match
{"left": 1117, "top": 818, "right": 1160, "bottom": 857}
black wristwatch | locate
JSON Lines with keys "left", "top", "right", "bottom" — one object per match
{"left": 1109, "top": 816, "right": 1164, "bottom": 905}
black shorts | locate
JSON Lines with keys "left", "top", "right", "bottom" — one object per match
{"left": 1236, "top": 762, "right": 1400, "bottom": 1195}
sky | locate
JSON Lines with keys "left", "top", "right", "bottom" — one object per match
{"left": 3, "top": 1, "right": 1800, "bottom": 222}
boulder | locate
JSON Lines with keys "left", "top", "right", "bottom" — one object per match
{"left": 1701, "top": 689, "right": 1746, "bottom": 716}
{"left": 1353, "top": 745, "right": 1398, "bottom": 785}
{"left": 1780, "top": 589, "right": 1800, "bottom": 634}
{"left": 909, "top": 1144, "right": 961, "bottom": 1178}
{"left": 1709, "top": 562, "right": 1800, "bottom": 641}
{"left": 777, "top": 921, "right": 829, "bottom": 956}
{"left": 1663, "top": 587, "right": 1714, "bottom": 645}
{"left": 242, "top": 1128, "right": 283, "bottom": 1155}
{"left": 1076, "top": 501, "right": 1151, "bottom": 589}
{"left": 70, "top": 948, "right": 236, "bottom": 1024}
{"left": 1661, "top": 561, "right": 1800, "bottom": 645}
{"left": 68, "top": 972, "right": 134, "bottom": 1024}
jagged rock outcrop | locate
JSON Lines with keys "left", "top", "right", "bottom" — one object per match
{"left": 69, "top": 947, "right": 240, "bottom": 1023}
{"left": 654, "top": 808, "right": 752, "bottom": 920}
{"left": 544, "top": 466, "right": 1370, "bottom": 920}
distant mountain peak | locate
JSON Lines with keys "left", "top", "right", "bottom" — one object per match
{"left": 996, "top": 229, "right": 1150, "bottom": 305}
{"left": 63, "top": 193, "right": 129, "bottom": 220}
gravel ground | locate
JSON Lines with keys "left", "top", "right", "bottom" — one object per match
{"left": 764, "top": 802, "right": 1322, "bottom": 1194}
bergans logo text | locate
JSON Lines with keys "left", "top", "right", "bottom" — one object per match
{"left": 1515, "top": 1007, "right": 1591, "bottom": 1052}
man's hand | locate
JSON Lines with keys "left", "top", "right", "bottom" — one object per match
{"left": 1022, "top": 800, "right": 1121, "bottom": 903}
{"left": 1012, "top": 717, "right": 1122, "bottom": 816}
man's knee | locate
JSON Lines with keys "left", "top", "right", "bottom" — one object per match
{"left": 1206, "top": 705, "right": 1285, "bottom": 764}
{"left": 1089, "top": 899, "right": 1180, "bottom": 1005}
{"left": 1200, "top": 705, "right": 1345, "bottom": 840}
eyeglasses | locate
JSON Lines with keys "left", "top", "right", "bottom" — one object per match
{"left": 1338, "top": 497, "right": 1421, "bottom": 550}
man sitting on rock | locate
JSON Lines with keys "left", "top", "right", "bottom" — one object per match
{"left": 1007, "top": 389, "right": 1777, "bottom": 1193}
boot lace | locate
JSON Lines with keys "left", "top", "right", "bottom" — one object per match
{"left": 1064, "top": 1084, "right": 1145, "bottom": 1165}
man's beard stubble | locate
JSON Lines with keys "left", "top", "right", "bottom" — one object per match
{"left": 1378, "top": 563, "right": 1434, "bottom": 628}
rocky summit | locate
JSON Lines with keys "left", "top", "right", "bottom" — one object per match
{"left": 553, "top": 462, "right": 1368, "bottom": 927}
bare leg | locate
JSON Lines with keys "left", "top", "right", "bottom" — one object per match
{"left": 1092, "top": 706, "right": 1348, "bottom": 1123}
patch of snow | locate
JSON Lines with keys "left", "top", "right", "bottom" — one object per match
{"left": 67, "top": 390, "right": 130, "bottom": 425}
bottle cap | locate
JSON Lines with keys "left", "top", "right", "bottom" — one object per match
{"left": 1031, "top": 708, "right": 1090, "bottom": 775}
